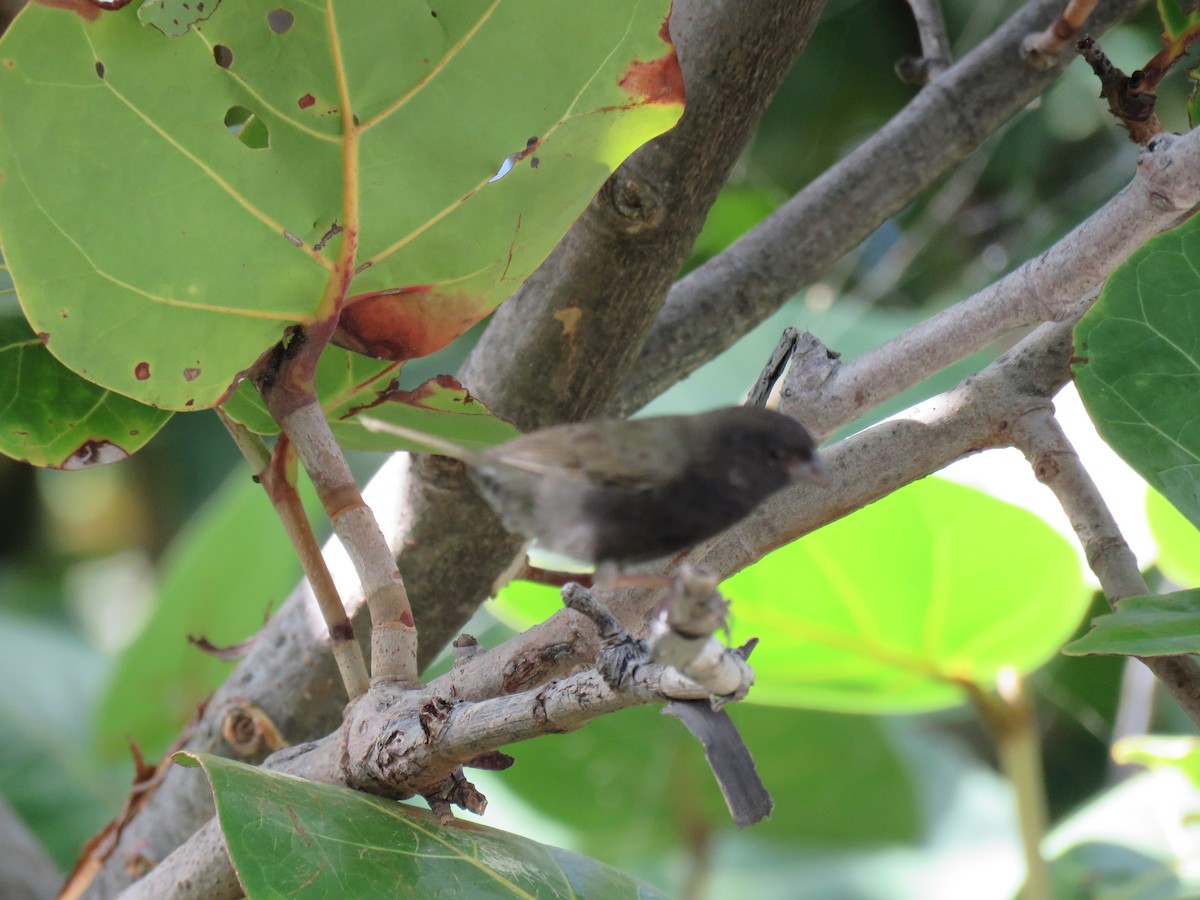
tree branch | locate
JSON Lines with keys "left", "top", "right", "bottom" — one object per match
{"left": 897, "top": 0, "right": 953, "bottom": 84}
{"left": 789, "top": 129, "right": 1200, "bottom": 440}
{"left": 1008, "top": 407, "right": 1200, "bottom": 723}
{"left": 615, "top": 0, "right": 1147, "bottom": 415}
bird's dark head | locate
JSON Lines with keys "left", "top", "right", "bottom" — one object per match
{"left": 701, "top": 406, "right": 824, "bottom": 495}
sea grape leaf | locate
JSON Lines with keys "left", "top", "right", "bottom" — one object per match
{"left": 0, "top": 297, "right": 172, "bottom": 467}
{"left": 138, "top": 0, "right": 221, "bottom": 37}
{"left": 177, "top": 751, "right": 668, "bottom": 899}
{"left": 1074, "top": 216, "right": 1200, "bottom": 530}
{"left": 221, "top": 350, "right": 521, "bottom": 451}
{"left": 1062, "top": 591, "right": 1200, "bottom": 657}
{"left": 1146, "top": 487, "right": 1200, "bottom": 585}
{"left": 1113, "top": 734, "right": 1200, "bottom": 787}
{"left": 721, "top": 478, "right": 1088, "bottom": 712}
{"left": 0, "top": 1, "right": 682, "bottom": 411}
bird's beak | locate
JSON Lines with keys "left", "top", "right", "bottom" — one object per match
{"left": 790, "top": 455, "right": 829, "bottom": 486}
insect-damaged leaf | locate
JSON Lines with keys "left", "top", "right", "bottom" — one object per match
{"left": 0, "top": 0, "right": 682, "bottom": 411}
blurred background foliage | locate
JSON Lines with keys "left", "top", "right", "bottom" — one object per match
{"left": 3, "top": 1, "right": 1199, "bottom": 897}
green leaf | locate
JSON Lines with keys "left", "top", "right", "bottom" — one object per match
{"left": 221, "top": 350, "right": 521, "bottom": 452}
{"left": 1146, "top": 487, "right": 1200, "bottom": 585}
{"left": 1074, "top": 217, "right": 1200, "bottom": 531}
{"left": 0, "top": 298, "right": 172, "bottom": 468}
{"left": 1156, "top": 0, "right": 1200, "bottom": 40}
{"left": 1062, "top": 590, "right": 1200, "bottom": 657}
{"left": 723, "top": 477, "right": 1087, "bottom": 713}
{"left": 1113, "top": 734, "right": 1200, "bottom": 787}
{"left": 177, "top": 751, "right": 668, "bottom": 899}
{"left": 499, "top": 704, "right": 918, "bottom": 859}
{"left": 95, "top": 468, "right": 321, "bottom": 758}
{"left": 0, "top": 1, "right": 681, "bottom": 411}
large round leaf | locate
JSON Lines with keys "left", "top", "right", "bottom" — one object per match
{"left": 1074, "top": 216, "right": 1200, "bottom": 530}
{"left": 0, "top": 1, "right": 681, "bottom": 410}
{"left": 723, "top": 477, "right": 1087, "bottom": 712}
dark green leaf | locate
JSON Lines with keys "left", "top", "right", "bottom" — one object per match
{"left": 178, "top": 751, "right": 668, "bottom": 899}
{"left": 1074, "top": 217, "right": 1200, "bottom": 530}
{"left": 0, "top": 300, "right": 172, "bottom": 468}
{"left": 1063, "top": 590, "right": 1200, "bottom": 657}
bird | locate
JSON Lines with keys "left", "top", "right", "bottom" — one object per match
{"left": 360, "top": 405, "right": 825, "bottom": 567}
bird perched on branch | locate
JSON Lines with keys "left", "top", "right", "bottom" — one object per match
{"left": 361, "top": 405, "right": 824, "bottom": 566}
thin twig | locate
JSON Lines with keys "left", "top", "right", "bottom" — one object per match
{"left": 1023, "top": 0, "right": 1099, "bottom": 68}
{"left": 273, "top": 399, "right": 418, "bottom": 685}
{"left": 897, "top": 0, "right": 953, "bottom": 84}
{"left": 216, "top": 410, "right": 369, "bottom": 699}
{"left": 1008, "top": 406, "right": 1200, "bottom": 724}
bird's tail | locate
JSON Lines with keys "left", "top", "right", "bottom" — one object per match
{"left": 358, "top": 416, "right": 483, "bottom": 464}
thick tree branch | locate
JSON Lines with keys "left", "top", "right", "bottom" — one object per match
{"left": 406, "top": 0, "right": 827, "bottom": 694}
{"left": 119, "top": 662, "right": 714, "bottom": 899}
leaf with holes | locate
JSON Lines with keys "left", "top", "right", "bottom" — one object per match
{"left": 1073, "top": 216, "right": 1200, "bottom": 530}
{"left": 0, "top": 1, "right": 682, "bottom": 412}
{"left": 176, "top": 751, "right": 668, "bottom": 899}
{"left": 0, "top": 298, "right": 172, "bottom": 467}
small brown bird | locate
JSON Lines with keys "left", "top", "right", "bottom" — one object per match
{"left": 361, "top": 405, "right": 824, "bottom": 565}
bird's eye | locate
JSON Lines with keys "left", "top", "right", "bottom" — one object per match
{"left": 770, "top": 447, "right": 789, "bottom": 460}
